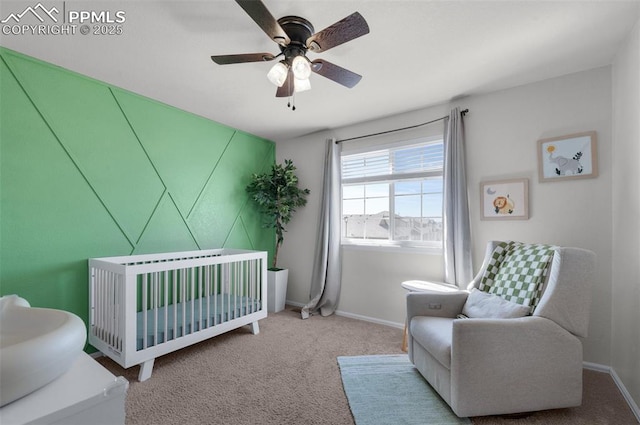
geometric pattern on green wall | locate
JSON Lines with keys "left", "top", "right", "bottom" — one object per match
{"left": 188, "top": 131, "right": 275, "bottom": 249}
{"left": 225, "top": 216, "right": 254, "bottom": 251}
{"left": 131, "top": 192, "right": 199, "bottom": 255}
{"left": 2, "top": 53, "right": 165, "bottom": 245}
{"left": 0, "top": 56, "right": 133, "bottom": 315}
{"left": 239, "top": 198, "right": 275, "bottom": 255}
{"left": 0, "top": 48, "right": 275, "bottom": 327}
{"left": 112, "top": 89, "right": 234, "bottom": 218}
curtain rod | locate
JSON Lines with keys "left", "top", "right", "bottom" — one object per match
{"left": 335, "top": 109, "right": 468, "bottom": 144}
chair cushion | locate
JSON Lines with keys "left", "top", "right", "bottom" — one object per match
{"left": 462, "top": 289, "right": 531, "bottom": 318}
{"left": 479, "top": 241, "right": 555, "bottom": 312}
{"left": 409, "top": 316, "right": 454, "bottom": 369}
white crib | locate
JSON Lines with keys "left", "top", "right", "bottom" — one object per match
{"left": 89, "top": 249, "right": 267, "bottom": 382}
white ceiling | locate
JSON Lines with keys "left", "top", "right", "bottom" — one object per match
{"left": 1, "top": 0, "right": 639, "bottom": 141}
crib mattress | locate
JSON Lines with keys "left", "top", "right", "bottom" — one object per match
{"left": 136, "top": 294, "right": 261, "bottom": 350}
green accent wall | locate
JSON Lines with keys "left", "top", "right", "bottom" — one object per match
{"left": 0, "top": 48, "right": 275, "bottom": 338}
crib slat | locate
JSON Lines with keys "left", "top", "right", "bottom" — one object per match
{"left": 109, "top": 270, "right": 115, "bottom": 347}
{"left": 108, "top": 271, "right": 114, "bottom": 349}
{"left": 94, "top": 269, "right": 101, "bottom": 341}
{"left": 154, "top": 272, "right": 159, "bottom": 348}
{"left": 103, "top": 270, "right": 108, "bottom": 344}
{"left": 106, "top": 270, "right": 112, "bottom": 345}
{"left": 249, "top": 260, "right": 254, "bottom": 313}
{"left": 117, "top": 272, "right": 123, "bottom": 352}
{"left": 163, "top": 271, "right": 169, "bottom": 345}
{"left": 213, "top": 264, "right": 218, "bottom": 326}
{"left": 94, "top": 269, "right": 100, "bottom": 341}
{"left": 190, "top": 267, "right": 195, "bottom": 334}
{"left": 198, "top": 266, "right": 202, "bottom": 331}
{"left": 245, "top": 261, "right": 249, "bottom": 312}
{"left": 238, "top": 261, "right": 241, "bottom": 317}
{"left": 108, "top": 270, "right": 112, "bottom": 348}
{"left": 249, "top": 260, "right": 254, "bottom": 312}
{"left": 238, "top": 261, "right": 242, "bottom": 319}
{"left": 173, "top": 269, "right": 178, "bottom": 340}
{"left": 103, "top": 273, "right": 115, "bottom": 344}
{"left": 253, "top": 259, "right": 258, "bottom": 312}
{"left": 238, "top": 261, "right": 242, "bottom": 316}
{"left": 251, "top": 260, "right": 255, "bottom": 313}
{"left": 205, "top": 265, "right": 211, "bottom": 328}
{"left": 96, "top": 269, "right": 102, "bottom": 342}
{"left": 142, "top": 274, "right": 148, "bottom": 349}
{"left": 247, "top": 261, "right": 252, "bottom": 314}
{"left": 229, "top": 263, "right": 232, "bottom": 322}
{"left": 257, "top": 259, "right": 261, "bottom": 310}
{"left": 181, "top": 268, "right": 186, "bottom": 337}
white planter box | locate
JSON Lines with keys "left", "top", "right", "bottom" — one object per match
{"left": 267, "top": 269, "right": 288, "bottom": 313}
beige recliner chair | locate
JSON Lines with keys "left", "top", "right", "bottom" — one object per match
{"left": 406, "top": 241, "right": 595, "bottom": 417}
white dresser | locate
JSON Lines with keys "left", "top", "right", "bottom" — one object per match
{"left": 0, "top": 352, "right": 128, "bottom": 425}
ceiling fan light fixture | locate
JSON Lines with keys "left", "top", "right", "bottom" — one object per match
{"left": 294, "top": 77, "right": 311, "bottom": 93}
{"left": 267, "top": 61, "right": 289, "bottom": 87}
{"left": 291, "top": 55, "right": 312, "bottom": 80}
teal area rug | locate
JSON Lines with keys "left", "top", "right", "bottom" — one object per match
{"left": 337, "top": 354, "right": 471, "bottom": 425}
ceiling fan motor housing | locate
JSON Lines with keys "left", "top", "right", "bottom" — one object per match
{"left": 277, "top": 16, "right": 314, "bottom": 63}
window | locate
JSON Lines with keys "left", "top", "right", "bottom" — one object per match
{"left": 341, "top": 137, "right": 444, "bottom": 250}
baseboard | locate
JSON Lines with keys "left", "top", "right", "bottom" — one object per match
{"left": 582, "top": 361, "right": 609, "bottom": 373}
{"left": 611, "top": 368, "right": 640, "bottom": 423}
{"left": 334, "top": 309, "right": 404, "bottom": 330}
{"left": 584, "top": 362, "right": 640, "bottom": 422}
{"left": 285, "top": 300, "right": 305, "bottom": 309}
{"left": 285, "top": 300, "right": 404, "bottom": 329}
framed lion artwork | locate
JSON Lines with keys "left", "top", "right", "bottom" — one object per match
{"left": 480, "top": 178, "right": 529, "bottom": 220}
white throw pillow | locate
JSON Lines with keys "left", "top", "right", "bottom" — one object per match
{"left": 461, "top": 289, "right": 531, "bottom": 319}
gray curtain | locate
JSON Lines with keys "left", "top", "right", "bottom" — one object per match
{"left": 301, "top": 139, "right": 342, "bottom": 319}
{"left": 443, "top": 107, "right": 473, "bottom": 286}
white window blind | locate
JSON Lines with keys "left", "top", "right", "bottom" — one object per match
{"left": 342, "top": 141, "right": 443, "bottom": 184}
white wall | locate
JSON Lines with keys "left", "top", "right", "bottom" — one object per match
{"left": 612, "top": 17, "right": 640, "bottom": 407}
{"left": 277, "top": 66, "right": 613, "bottom": 365}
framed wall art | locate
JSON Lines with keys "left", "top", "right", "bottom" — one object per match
{"left": 480, "top": 178, "right": 529, "bottom": 220}
{"left": 537, "top": 131, "right": 598, "bottom": 182}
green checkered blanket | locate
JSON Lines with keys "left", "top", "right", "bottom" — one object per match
{"left": 478, "top": 241, "right": 556, "bottom": 313}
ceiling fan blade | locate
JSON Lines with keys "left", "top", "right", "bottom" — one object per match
{"left": 306, "top": 12, "right": 369, "bottom": 53}
{"left": 211, "top": 53, "right": 275, "bottom": 65}
{"left": 311, "top": 59, "right": 362, "bottom": 88}
{"left": 235, "top": 0, "right": 290, "bottom": 46}
{"left": 275, "top": 69, "right": 294, "bottom": 97}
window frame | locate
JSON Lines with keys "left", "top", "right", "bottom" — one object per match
{"left": 340, "top": 135, "right": 444, "bottom": 252}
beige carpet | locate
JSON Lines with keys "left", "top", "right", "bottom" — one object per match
{"left": 97, "top": 307, "right": 638, "bottom": 425}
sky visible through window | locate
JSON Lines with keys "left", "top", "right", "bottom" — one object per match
{"left": 342, "top": 142, "right": 443, "bottom": 218}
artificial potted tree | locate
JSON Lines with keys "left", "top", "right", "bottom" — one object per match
{"left": 246, "top": 159, "right": 309, "bottom": 312}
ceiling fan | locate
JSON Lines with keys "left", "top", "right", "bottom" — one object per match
{"left": 211, "top": 0, "right": 370, "bottom": 101}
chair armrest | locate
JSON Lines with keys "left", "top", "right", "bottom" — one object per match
{"left": 450, "top": 316, "right": 583, "bottom": 416}
{"left": 406, "top": 291, "right": 469, "bottom": 320}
